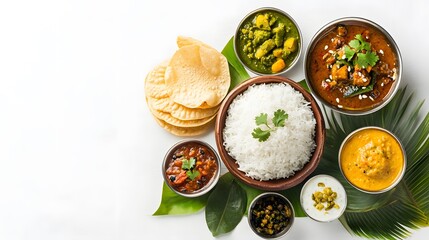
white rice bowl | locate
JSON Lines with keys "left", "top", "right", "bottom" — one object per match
{"left": 223, "top": 83, "right": 316, "bottom": 181}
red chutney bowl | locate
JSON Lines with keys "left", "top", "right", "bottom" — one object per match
{"left": 215, "top": 76, "right": 325, "bottom": 191}
{"left": 162, "top": 140, "right": 221, "bottom": 197}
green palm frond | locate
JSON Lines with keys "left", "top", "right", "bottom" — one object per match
{"left": 318, "top": 86, "right": 429, "bottom": 239}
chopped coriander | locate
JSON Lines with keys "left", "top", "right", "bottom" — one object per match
{"left": 181, "top": 157, "right": 196, "bottom": 170}
{"left": 342, "top": 34, "right": 379, "bottom": 69}
{"left": 344, "top": 45, "right": 355, "bottom": 61}
{"left": 255, "top": 113, "right": 270, "bottom": 129}
{"left": 356, "top": 52, "right": 379, "bottom": 69}
{"left": 355, "top": 34, "right": 371, "bottom": 51}
{"left": 186, "top": 170, "right": 200, "bottom": 181}
{"left": 252, "top": 127, "right": 271, "bottom": 142}
{"left": 181, "top": 157, "right": 200, "bottom": 180}
{"left": 252, "top": 109, "right": 288, "bottom": 142}
{"left": 272, "top": 109, "right": 288, "bottom": 127}
{"left": 349, "top": 39, "right": 360, "bottom": 50}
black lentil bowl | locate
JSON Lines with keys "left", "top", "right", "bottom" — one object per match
{"left": 248, "top": 192, "right": 295, "bottom": 239}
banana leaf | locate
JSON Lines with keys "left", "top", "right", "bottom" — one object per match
{"left": 153, "top": 182, "right": 209, "bottom": 215}
{"left": 221, "top": 37, "right": 250, "bottom": 90}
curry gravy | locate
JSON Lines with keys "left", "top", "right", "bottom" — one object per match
{"left": 340, "top": 128, "right": 404, "bottom": 192}
{"left": 308, "top": 24, "right": 397, "bottom": 110}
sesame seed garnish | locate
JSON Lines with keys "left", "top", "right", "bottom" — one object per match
{"left": 347, "top": 66, "right": 351, "bottom": 72}
{"left": 329, "top": 64, "right": 333, "bottom": 69}
{"left": 331, "top": 38, "right": 334, "bottom": 42}
{"left": 358, "top": 72, "right": 362, "bottom": 76}
{"left": 359, "top": 95, "right": 362, "bottom": 100}
{"left": 363, "top": 78, "right": 367, "bottom": 82}
{"left": 338, "top": 105, "right": 343, "bottom": 108}
{"left": 369, "top": 96, "right": 374, "bottom": 101}
{"left": 379, "top": 49, "right": 384, "bottom": 55}
{"left": 324, "top": 45, "right": 328, "bottom": 50}
{"left": 336, "top": 98, "right": 340, "bottom": 103}
{"left": 328, "top": 50, "right": 334, "bottom": 54}
{"left": 326, "top": 79, "right": 331, "bottom": 83}
{"left": 326, "top": 64, "right": 330, "bottom": 69}
{"left": 366, "top": 36, "right": 369, "bottom": 39}
{"left": 362, "top": 95, "right": 368, "bottom": 99}
{"left": 362, "top": 86, "right": 366, "bottom": 89}
{"left": 381, "top": 82, "right": 384, "bottom": 87}
{"left": 329, "top": 75, "right": 332, "bottom": 79}
{"left": 342, "top": 55, "right": 346, "bottom": 59}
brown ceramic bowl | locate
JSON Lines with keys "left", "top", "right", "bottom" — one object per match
{"left": 215, "top": 76, "right": 325, "bottom": 191}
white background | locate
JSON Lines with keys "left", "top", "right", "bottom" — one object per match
{"left": 0, "top": 0, "right": 428, "bottom": 239}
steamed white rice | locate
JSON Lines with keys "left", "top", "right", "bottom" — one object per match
{"left": 223, "top": 83, "right": 316, "bottom": 181}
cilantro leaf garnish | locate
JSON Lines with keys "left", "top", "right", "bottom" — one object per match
{"left": 342, "top": 34, "right": 379, "bottom": 69}
{"left": 349, "top": 39, "right": 360, "bottom": 50}
{"left": 357, "top": 52, "right": 379, "bottom": 69}
{"left": 255, "top": 113, "right": 269, "bottom": 128}
{"left": 344, "top": 45, "right": 355, "bottom": 61}
{"left": 181, "top": 157, "right": 195, "bottom": 170}
{"left": 272, "top": 109, "right": 288, "bottom": 127}
{"left": 252, "top": 109, "right": 287, "bottom": 142}
{"left": 186, "top": 170, "right": 200, "bottom": 181}
{"left": 355, "top": 34, "right": 371, "bottom": 51}
{"left": 252, "top": 127, "right": 271, "bottom": 142}
{"left": 181, "top": 157, "right": 200, "bottom": 181}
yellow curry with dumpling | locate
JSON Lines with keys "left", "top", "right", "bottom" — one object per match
{"left": 340, "top": 128, "right": 405, "bottom": 192}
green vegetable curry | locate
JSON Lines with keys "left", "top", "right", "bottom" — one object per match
{"left": 236, "top": 10, "right": 300, "bottom": 74}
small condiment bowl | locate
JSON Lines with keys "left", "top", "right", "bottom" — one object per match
{"left": 162, "top": 139, "right": 221, "bottom": 197}
{"left": 234, "top": 7, "right": 303, "bottom": 75}
{"left": 338, "top": 126, "right": 406, "bottom": 194}
{"left": 248, "top": 192, "right": 295, "bottom": 239}
{"left": 215, "top": 76, "right": 325, "bottom": 191}
{"left": 304, "top": 17, "right": 402, "bottom": 115}
{"left": 300, "top": 174, "right": 347, "bottom": 222}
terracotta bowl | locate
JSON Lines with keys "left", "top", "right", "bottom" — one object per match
{"left": 215, "top": 76, "right": 325, "bottom": 191}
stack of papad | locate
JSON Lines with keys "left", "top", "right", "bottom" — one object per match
{"left": 144, "top": 36, "right": 231, "bottom": 136}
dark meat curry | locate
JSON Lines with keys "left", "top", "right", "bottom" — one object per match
{"left": 308, "top": 24, "right": 397, "bottom": 110}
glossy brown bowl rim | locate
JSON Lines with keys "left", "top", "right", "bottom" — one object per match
{"left": 215, "top": 76, "right": 325, "bottom": 191}
{"left": 162, "top": 139, "right": 221, "bottom": 197}
{"left": 304, "top": 17, "right": 402, "bottom": 115}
